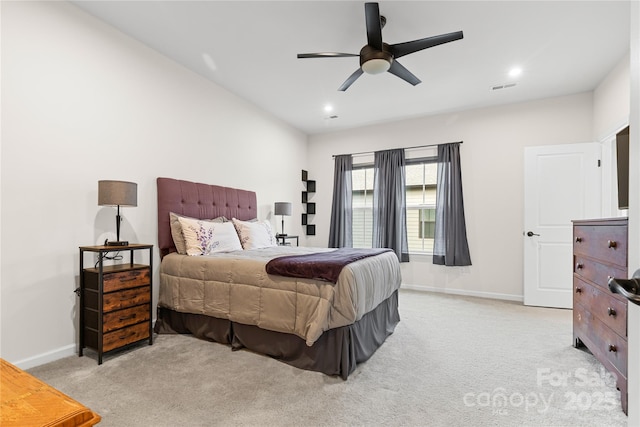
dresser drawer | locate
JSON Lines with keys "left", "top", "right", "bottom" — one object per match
{"left": 84, "top": 303, "right": 149, "bottom": 332}
{"left": 103, "top": 286, "right": 150, "bottom": 312}
{"left": 574, "top": 303, "right": 627, "bottom": 376}
{"left": 102, "top": 322, "right": 150, "bottom": 353}
{"left": 573, "top": 256, "right": 628, "bottom": 293}
{"left": 103, "top": 268, "right": 151, "bottom": 293}
{"left": 573, "top": 224, "right": 628, "bottom": 268}
{"left": 83, "top": 265, "right": 150, "bottom": 293}
{"left": 84, "top": 285, "right": 150, "bottom": 312}
{"left": 103, "top": 304, "right": 150, "bottom": 333}
{"left": 573, "top": 277, "right": 627, "bottom": 337}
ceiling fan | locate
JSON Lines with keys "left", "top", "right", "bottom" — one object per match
{"left": 297, "top": 2, "right": 463, "bottom": 91}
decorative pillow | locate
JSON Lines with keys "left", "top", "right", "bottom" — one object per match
{"left": 177, "top": 216, "right": 241, "bottom": 256}
{"left": 232, "top": 218, "right": 278, "bottom": 250}
{"left": 169, "top": 212, "right": 226, "bottom": 254}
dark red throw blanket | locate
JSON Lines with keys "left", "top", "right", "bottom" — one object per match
{"left": 265, "top": 248, "right": 392, "bottom": 284}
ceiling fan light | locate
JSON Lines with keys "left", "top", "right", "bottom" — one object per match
{"left": 362, "top": 58, "right": 390, "bottom": 75}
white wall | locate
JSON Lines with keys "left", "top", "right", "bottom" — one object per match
{"left": 593, "top": 54, "right": 630, "bottom": 218}
{"left": 593, "top": 53, "right": 630, "bottom": 141}
{"left": 1, "top": 1, "right": 308, "bottom": 367}
{"left": 308, "top": 93, "right": 597, "bottom": 300}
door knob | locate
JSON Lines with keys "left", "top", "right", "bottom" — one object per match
{"left": 608, "top": 270, "right": 640, "bottom": 306}
{"left": 526, "top": 231, "right": 540, "bottom": 237}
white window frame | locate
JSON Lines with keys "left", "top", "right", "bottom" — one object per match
{"left": 351, "top": 156, "right": 438, "bottom": 254}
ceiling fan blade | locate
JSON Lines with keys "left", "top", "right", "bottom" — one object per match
{"left": 338, "top": 68, "right": 364, "bottom": 91}
{"left": 390, "top": 31, "right": 463, "bottom": 59}
{"left": 388, "top": 61, "right": 421, "bottom": 86}
{"left": 365, "top": 2, "right": 383, "bottom": 49}
{"left": 297, "top": 52, "right": 358, "bottom": 59}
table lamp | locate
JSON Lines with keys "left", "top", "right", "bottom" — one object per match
{"left": 274, "top": 202, "right": 292, "bottom": 237}
{"left": 98, "top": 180, "right": 137, "bottom": 246}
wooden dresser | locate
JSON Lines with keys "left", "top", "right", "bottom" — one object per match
{"left": 572, "top": 217, "right": 628, "bottom": 414}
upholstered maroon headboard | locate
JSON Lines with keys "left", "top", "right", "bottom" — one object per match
{"left": 157, "top": 177, "right": 257, "bottom": 258}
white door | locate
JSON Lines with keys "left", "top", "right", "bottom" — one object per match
{"left": 523, "top": 143, "right": 602, "bottom": 308}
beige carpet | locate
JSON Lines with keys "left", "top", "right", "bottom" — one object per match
{"left": 28, "top": 290, "right": 627, "bottom": 426}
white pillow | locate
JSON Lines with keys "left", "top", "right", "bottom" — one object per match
{"left": 232, "top": 218, "right": 278, "bottom": 250}
{"left": 178, "top": 216, "right": 242, "bottom": 256}
{"left": 169, "top": 212, "right": 226, "bottom": 254}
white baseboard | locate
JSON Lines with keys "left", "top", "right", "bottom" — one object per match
{"left": 13, "top": 344, "right": 76, "bottom": 370}
{"left": 12, "top": 318, "right": 158, "bottom": 370}
{"left": 400, "top": 283, "right": 524, "bottom": 303}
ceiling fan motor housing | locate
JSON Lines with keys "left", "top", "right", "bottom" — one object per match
{"left": 296, "top": 2, "right": 463, "bottom": 90}
{"left": 360, "top": 43, "right": 393, "bottom": 74}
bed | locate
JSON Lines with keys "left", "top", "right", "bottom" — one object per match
{"left": 154, "top": 177, "right": 401, "bottom": 379}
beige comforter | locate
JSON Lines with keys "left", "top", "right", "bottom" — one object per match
{"left": 159, "top": 246, "right": 402, "bottom": 346}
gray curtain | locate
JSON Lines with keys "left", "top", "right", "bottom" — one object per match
{"left": 328, "top": 155, "right": 353, "bottom": 248}
{"left": 433, "top": 143, "right": 472, "bottom": 266}
{"left": 373, "top": 149, "right": 409, "bottom": 262}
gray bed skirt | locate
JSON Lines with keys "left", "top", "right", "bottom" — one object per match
{"left": 154, "top": 290, "right": 400, "bottom": 379}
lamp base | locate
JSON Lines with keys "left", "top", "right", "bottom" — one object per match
{"left": 105, "top": 240, "right": 129, "bottom": 247}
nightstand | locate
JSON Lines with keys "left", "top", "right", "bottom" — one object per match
{"left": 277, "top": 235, "right": 299, "bottom": 246}
{"left": 78, "top": 244, "right": 153, "bottom": 364}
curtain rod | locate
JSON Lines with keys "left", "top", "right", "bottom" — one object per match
{"left": 331, "top": 141, "right": 463, "bottom": 158}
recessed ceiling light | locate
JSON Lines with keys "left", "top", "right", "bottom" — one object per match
{"left": 509, "top": 67, "right": 522, "bottom": 78}
{"left": 324, "top": 104, "right": 333, "bottom": 113}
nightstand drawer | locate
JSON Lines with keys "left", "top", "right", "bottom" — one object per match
{"left": 103, "top": 286, "right": 150, "bottom": 312}
{"left": 103, "top": 304, "right": 150, "bottom": 333}
{"left": 102, "top": 322, "right": 150, "bottom": 353}
{"left": 83, "top": 265, "right": 150, "bottom": 293}
{"left": 103, "top": 268, "right": 150, "bottom": 293}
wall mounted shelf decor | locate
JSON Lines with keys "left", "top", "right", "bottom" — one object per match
{"left": 301, "top": 170, "right": 316, "bottom": 236}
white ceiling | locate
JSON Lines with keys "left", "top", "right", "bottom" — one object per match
{"left": 72, "top": 1, "right": 631, "bottom": 135}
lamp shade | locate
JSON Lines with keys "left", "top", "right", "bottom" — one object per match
{"left": 274, "top": 202, "right": 292, "bottom": 216}
{"left": 98, "top": 180, "right": 137, "bottom": 207}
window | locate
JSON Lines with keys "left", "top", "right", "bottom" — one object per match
{"left": 419, "top": 208, "right": 436, "bottom": 238}
{"left": 405, "top": 160, "right": 437, "bottom": 253}
{"left": 352, "top": 167, "right": 374, "bottom": 248}
{"left": 351, "top": 158, "right": 437, "bottom": 253}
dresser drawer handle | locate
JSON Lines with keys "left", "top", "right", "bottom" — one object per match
{"left": 119, "top": 331, "right": 136, "bottom": 340}
{"left": 608, "top": 344, "right": 617, "bottom": 353}
{"left": 575, "top": 263, "right": 584, "bottom": 270}
{"left": 575, "top": 287, "right": 582, "bottom": 294}
{"left": 575, "top": 237, "right": 583, "bottom": 243}
{"left": 607, "top": 307, "right": 616, "bottom": 317}
{"left": 608, "top": 240, "right": 617, "bottom": 248}
{"left": 119, "top": 314, "right": 136, "bottom": 321}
